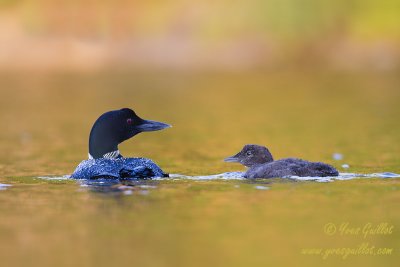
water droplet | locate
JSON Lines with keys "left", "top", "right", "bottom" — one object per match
{"left": 0, "top": 183, "right": 11, "bottom": 191}
{"left": 123, "top": 190, "right": 133, "bottom": 195}
{"left": 333, "top": 153, "right": 343, "bottom": 160}
{"left": 255, "top": 185, "right": 269, "bottom": 190}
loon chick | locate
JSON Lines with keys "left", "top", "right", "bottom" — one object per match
{"left": 71, "top": 108, "right": 170, "bottom": 179}
{"left": 224, "top": 144, "right": 339, "bottom": 178}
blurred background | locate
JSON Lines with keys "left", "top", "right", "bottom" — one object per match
{"left": 0, "top": 0, "right": 399, "bottom": 72}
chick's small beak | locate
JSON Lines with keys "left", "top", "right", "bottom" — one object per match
{"left": 224, "top": 155, "right": 240, "bottom": 163}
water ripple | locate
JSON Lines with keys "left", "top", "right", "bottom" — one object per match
{"left": 36, "top": 172, "right": 400, "bottom": 183}
{"left": 37, "top": 175, "right": 71, "bottom": 180}
{"left": 167, "top": 172, "right": 244, "bottom": 180}
{"left": 166, "top": 172, "right": 400, "bottom": 182}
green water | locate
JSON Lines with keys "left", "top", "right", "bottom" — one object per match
{"left": 0, "top": 71, "right": 399, "bottom": 267}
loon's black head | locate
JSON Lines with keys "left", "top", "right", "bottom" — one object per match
{"left": 224, "top": 144, "right": 274, "bottom": 167}
{"left": 89, "top": 108, "right": 171, "bottom": 159}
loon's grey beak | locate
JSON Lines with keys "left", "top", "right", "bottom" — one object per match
{"left": 224, "top": 155, "right": 240, "bottom": 163}
{"left": 137, "top": 119, "right": 171, "bottom": 132}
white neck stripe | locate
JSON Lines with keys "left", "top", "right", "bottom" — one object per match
{"left": 88, "top": 150, "right": 120, "bottom": 160}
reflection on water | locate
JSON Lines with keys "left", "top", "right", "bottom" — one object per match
{"left": 78, "top": 178, "right": 160, "bottom": 195}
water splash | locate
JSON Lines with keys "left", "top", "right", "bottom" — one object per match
{"left": 37, "top": 175, "right": 71, "bottom": 180}
{"left": 0, "top": 183, "right": 12, "bottom": 190}
{"left": 332, "top": 153, "right": 344, "bottom": 160}
{"left": 341, "top": 164, "right": 350, "bottom": 169}
{"left": 167, "top": 172, "right": 244, "bottom": 180}
{"left": 254, "top": 185, "right": 270, "bottom": 190}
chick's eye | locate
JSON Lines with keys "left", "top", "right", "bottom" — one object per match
{"left": 126, "top": 118, "right": 133, "bottom": 125}
{"left": 246, "top": 151, "right": 252, "bottom": 156}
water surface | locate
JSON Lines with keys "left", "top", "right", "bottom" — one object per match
{"left": 0, "top": 71, "right": 399, "bottom": 267}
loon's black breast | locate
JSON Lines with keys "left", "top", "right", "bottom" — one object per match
{"left": 71, "top": 108, "right": 170, "bottom": 180}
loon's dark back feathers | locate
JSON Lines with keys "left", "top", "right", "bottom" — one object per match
{"left": 244, "top": 158, "right": 339, "bottom": 178}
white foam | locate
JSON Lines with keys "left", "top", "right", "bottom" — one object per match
{"left": 167, "top": 172, "right": 244, "bottom": 180}
{"left": 37, "top": 175, "right": 71, "bottom": 180}
{"left": 118, "top": 185, "right": 133, "bottom": 190}
{"left": 0, "top": 183, "right": 11, "bottom": 190}
{"left": 255, "top": 185, "right": 270, "bottom": 190}
{"left": 138, "top": 185, "right": 157, "bottom": 189}
{"left": 123, "top": 190, "right": 133, "bottom": 195}
{"left": 284, "top": 172, "right": 400, "bottom": 182}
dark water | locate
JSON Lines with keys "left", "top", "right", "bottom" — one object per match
{"left": 0, "top": 71, "right": 399, "bottom": 267}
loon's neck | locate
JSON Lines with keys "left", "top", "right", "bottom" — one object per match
{"left": 89, "top": 129, "right": 121, "bottom": 159}
{"left": 248, "top": 163, "right": 265, "bottom": 169}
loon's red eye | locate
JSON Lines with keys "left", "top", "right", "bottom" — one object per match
{"left": 126, "top": 118, "right": 133, "bottom": 125}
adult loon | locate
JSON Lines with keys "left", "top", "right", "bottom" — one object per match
{"left": 224, "top": 144, "right": 339, "bottom": 178}
{"left": 71, "top": 108, "right": 170, "bottom": 179}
